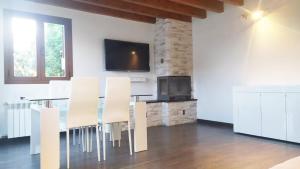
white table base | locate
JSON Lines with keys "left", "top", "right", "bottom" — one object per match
{"left": 134, "top": 102, "right": 148, "bottom": 152}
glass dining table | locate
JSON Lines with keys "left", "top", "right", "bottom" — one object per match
{"left": 27, "top": 94, "right": 152, "bottom": 107}
{"left": 26, "top": 94, "right": 152, "bottom": 155}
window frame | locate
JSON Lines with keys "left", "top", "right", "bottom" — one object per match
{"left": 4, "top": 10, "right": 73, "bottom": 84}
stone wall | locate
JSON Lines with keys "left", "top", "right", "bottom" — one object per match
{"left": 154, "top": 18, "right": 193, "bottom": 77}
{"left": 146, "top": 102, "right": 164, "bottom": 127}
{"left": 121, "top": 103, "right": 164, "bottom": 130}
{"left": 162, "top": 101, "right": 197, "bottom": 126}
{"left": 152, "top": 18, "right": 196, "bottom": 127}
{"left": 148, "top": 101, "right": 197, "bottom": 127}
{"left": 121, "top": 101, "right": 197, "bottom": 130}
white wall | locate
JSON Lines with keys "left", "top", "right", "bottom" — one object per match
{"left": 0, "top": 0, "right": 155, "bottom": 137}
{"left": 193, "top": 0, "right": 300, "bottom": 123}
{"left": 3, "top": 0, "right": 299, "bottom": 135}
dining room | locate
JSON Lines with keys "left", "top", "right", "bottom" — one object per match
{"left": 2, "top": 0, "right": 300, "bottom": 169}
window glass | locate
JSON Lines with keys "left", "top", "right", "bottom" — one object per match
{"left": 12, "top": 17, "right": 37, "bottom": 77}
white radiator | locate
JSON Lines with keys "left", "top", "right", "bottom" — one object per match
{"left": 4, "top": 101, "right": 32, "bottom": 138}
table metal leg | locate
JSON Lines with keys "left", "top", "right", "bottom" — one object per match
{"left": 45, "top": 100, "right": 53, "bottom": 108}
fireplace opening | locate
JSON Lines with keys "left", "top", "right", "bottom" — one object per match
{"left": 157, "top": 76, "right": 191, "bottom": 101}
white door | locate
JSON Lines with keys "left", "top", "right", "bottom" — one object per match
{"left": 261, "top": 93, "right": 286, "bottom": 140}
{"left": 235, "top": 92, "right": 261, "bottom": 136}
{"left": 286, "top": 93, "right": 300, "bottom": 143}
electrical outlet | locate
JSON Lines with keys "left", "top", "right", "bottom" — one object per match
{"left": 182, "top": 110, "right": 186, "bottom": 115}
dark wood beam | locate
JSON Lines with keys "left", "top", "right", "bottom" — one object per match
{"left": 223, "top": 0, "right": 244, "bottom": 6}
{"left": 169, "top": 0, "right": 224, "bottom": 13}
{"left": 27, "top": 0, "right": 156, "bottom": 23}
{"left": 122, "top": 0, "right": 206, "bottom": 19}
{"left": 76, "top": 0, "right": 191, "bottom": 22}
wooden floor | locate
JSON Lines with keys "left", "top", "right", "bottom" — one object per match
{"left": 1, "top": 122, "right": 300, "bottom": 169}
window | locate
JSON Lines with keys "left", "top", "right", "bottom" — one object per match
{"left": 4, "top": 10, "right": 73, "bottom": 84}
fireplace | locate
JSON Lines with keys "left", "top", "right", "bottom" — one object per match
{"left": 157, "top": 76, "right": 191, "bottom": 101}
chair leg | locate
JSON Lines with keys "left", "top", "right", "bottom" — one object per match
{"left": 112, "top": 124, "right": 115, "bottom": 147}
{"left": 118, "top": 123, "right": 121, "bottom": 148}
{"left": 96, "top": 125, "right": 101, "bottom": 162}
{"left": 67, "top": 129, "right": 70, "bottom": 169}
{"left": 99, "top": 125, "right": 102, "bottom": 141}
{"left": 81, "top": 127, "right": 85, "bottom": 152}
{"left": 86, "top": 127, "right": 89, "bottom": 152}
{"left": 128, "top": 122, "right": 132, "bottom": 155}
{"left": 102, "top": 124, "right": 106, "bottom": 160}
{"left": 78, "top": 128, "right": 81, "bottom": 145}
{"left": 90, "top": 127, "right": 93, "bottom": 152}
{"left": 73, "top": 128, "right": 76, "bottom": 146}
{"left": 109, "top": 124, "right": 112, "bottom": 142}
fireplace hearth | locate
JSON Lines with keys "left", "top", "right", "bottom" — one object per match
{"left": 157, "top": 76, "right": 191, "bottom": 101}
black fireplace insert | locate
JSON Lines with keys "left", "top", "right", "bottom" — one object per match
{"left": 157, "top": 76, "right": 191, "bottom": 101}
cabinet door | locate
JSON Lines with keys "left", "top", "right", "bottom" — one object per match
{"left": 261, "top": 93, "right": 286, "bottom": 140}
{"left": 286, "top": 93, "right": 300, "bottom": 143}
{"left": 236, "top": 93, "right": 261, "bottom": 136}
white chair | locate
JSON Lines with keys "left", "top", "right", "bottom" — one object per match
{"left": 66, "top": 77, "right": 101, "bottom": 168}
{"left": 49, "top": 80, "right": 85, "bottom": 147}
{"left": 102, "top": 77, "right": 132, "bottom": 160}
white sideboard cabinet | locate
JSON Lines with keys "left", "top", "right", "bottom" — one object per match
{"left": 233, "top": 86, "right": 300, "bottom": 143}
{"left": 234, "top": 92, "right": 261, "bottom": 136}
{"left": 286, "top": 93, "right": 300, "bottom": 143}
{"left": 261, "top": 93, "right": 286, "bottom": 140}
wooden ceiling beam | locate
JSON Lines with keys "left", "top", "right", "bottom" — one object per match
{"left": 222, "top": 0, "right": 244, "bottom": 6}
{"left": 169, "top": 0, "right": 224, "bottom": 13}
{"left": 75, "top": 0, "right": 191, "bottom": 22}
{"left": 122, "top": 0, "right": 206, "bottom": 19}
{"left": 27, "top": 0, "right": 156, "bottom": 23}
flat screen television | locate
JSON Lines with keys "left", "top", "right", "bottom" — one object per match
{"left": 104, "top": 39, "right": 150, "bottom": 72}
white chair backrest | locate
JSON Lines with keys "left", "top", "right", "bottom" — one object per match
{"left": 67, "top": 77, "right": 99, "bottom": 128}
{"left": 48, "top": 80, "right": 71, "bottom": 98}
{"left": 103, "top": 77, "right": 131, "bottom": 123}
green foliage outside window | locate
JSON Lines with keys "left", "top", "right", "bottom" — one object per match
{"left": 45, "top": 23, "right": 65, "bottom": 77}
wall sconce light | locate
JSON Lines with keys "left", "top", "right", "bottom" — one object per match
{"left": 241, "top": 10, "right": 265, "bottom": 21}
{"left": 251, "top": 10, "right": 264, "bottom": 20}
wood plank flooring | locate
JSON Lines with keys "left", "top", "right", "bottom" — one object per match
{"left": 1, "top": 122, "right": 300, "bottom": 169}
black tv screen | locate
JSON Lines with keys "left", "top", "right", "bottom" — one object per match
{"left": 104, "top": 39, "right": 150, "bottom": 72}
